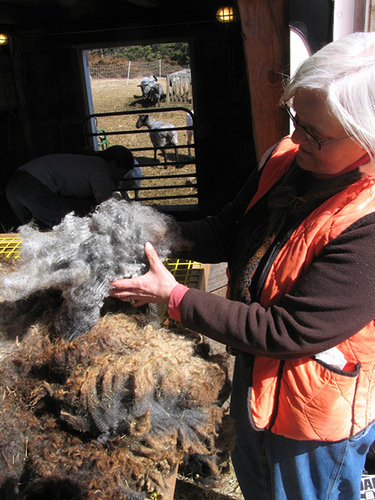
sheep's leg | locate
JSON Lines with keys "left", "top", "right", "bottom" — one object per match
{"left": 187, "top": 131, "right": 193, "bottom": 157}
{"left": 174, "top": 147, "right": 179, "bottom": 168}
{"left": 161, "top": 148, "right": 168, "bottom": 168}
{"left": 150, "top": 135, "right": 158, "bottom": 163}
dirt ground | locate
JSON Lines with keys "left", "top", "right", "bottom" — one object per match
{"left": 90, "top": 78, "right": 244, "bottom": 499}
{"left": 90, "top": 78, "right": 198, "bottom": 206}
{"left": 174, "top": 468, "right": 243, "bottom": 500}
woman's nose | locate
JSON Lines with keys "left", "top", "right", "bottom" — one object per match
{"left": 291, "top": 125, "right": 307, "bottom": 146}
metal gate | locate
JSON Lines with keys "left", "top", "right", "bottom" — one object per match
{"left": 83, "top": 107, "right": 196, "bottom": 206}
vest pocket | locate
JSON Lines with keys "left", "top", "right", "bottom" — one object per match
{"left": 274, "top": 358, "right": 361, "bottom": 441}
{"left": 313, "top": 356, "right": 360, "bottom": 376}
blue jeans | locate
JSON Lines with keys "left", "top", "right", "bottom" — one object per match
{"left": 230, "top": 354, "right": 375, "bottom": 500}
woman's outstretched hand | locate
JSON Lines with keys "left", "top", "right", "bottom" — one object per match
{"left": 108, "top": 242, "right": 178, "bottom": 307}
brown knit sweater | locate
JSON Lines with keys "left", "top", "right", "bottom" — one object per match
{"left": 176, "top": 164, "right": 375, "bottom": 359}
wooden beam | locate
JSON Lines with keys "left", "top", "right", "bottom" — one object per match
{"left": 237, "top": 0, "right": 290, "bottom": 161}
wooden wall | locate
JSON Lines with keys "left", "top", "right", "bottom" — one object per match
{"left": 237, "top": 0, "right": 290, "bottom": 160}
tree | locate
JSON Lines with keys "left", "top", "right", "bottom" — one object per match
{"left": 90, "top": 43, "right": 190, "bottom": 67}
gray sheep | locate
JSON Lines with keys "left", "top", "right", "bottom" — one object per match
{"left": 147, "top": 82, "right": 164, "bottom": 107}
{"left": 136, "top": 114, "right": 179, "bottom": 166}
{"left": 138, "top": 75, "right": 157, "bottom": 98}
{"left": 138, "top": 76, "right": 164, "bottom": 106}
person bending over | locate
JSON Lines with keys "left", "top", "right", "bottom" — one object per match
{"left": 6, "top": 145, "right": 134, "bottom": 229}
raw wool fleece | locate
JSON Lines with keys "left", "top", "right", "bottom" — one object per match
{"left": 1, "top": 198, "right": 180, "bottom": 340}
{"left": 0, "top": 309, "right": 234, "bottom": 500}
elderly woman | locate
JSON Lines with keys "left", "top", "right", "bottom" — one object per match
{"left": 109, "top": 32, "right": 375, "bottom": 499}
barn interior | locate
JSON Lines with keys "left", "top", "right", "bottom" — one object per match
{"left": 0, "top": 0, "right": 333, "bottom": 230}
{"left": 0, "top": 1, "right": 372, "bottom": 498}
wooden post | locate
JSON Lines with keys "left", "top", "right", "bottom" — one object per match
{"left": 237, "top": 0, "right": 290, "bottom": 161}
{"left": 159, "top": 463, "right": 179, "bottom": 500}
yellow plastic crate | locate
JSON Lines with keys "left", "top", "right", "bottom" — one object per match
{"left": 0, "top": 235, "right": 209, "bottom": 290}
{"left": 165, "top": 258, "right": 206, "bottom": 290}
{"left": 0, "top": 234, "right": 22, "bottom": 260}
{"left": 162, "top": 259, "right": 209, "bottom": 321}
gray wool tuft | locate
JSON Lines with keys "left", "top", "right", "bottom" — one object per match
{"left": 1, "top": 198, "right": 180, "bottom": 340}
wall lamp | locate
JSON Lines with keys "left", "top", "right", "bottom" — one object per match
{"left": 0, "top": 33, "right": 10, "bottom": 46}
{"left": 216, "top": 6, "right": 237, "bottom": 23}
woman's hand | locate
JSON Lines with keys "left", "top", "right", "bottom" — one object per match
{"left": 108, "top": 242, "right": 178, "bottom": 307}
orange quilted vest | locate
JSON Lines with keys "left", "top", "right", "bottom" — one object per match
{"left": 247, "top": 137, "right": 375, "bottom": 441}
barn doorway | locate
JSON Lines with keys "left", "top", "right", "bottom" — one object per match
{"left": 81, "top": 43, "right": 197, "bottom": 208}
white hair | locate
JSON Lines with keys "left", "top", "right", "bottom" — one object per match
{"left": 282, "top": 32, "right": 375, "bottom": 156}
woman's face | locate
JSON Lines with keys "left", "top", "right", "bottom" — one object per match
{"left": 291, "top": 89, "right": 366, "bottom": 176}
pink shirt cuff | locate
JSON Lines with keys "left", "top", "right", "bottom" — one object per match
{"left": 168, "top": 283, "right": 189, "bottom": 322}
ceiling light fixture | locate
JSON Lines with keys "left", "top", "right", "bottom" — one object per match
{"left": 0, "top": 33, "right": 10, "bottom": 46}
{"left": 216, "top": 6, "right": 236, "bottom": 23}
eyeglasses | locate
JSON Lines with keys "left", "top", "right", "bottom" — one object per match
{"left": 283, "top": 103, "right": 350, "bottom": 150}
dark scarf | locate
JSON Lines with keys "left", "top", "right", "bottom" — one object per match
{"left": 235, "top": 161, "right": 363, "bottom": 305}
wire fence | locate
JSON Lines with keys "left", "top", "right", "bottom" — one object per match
{"left": 89, "top": 60, "right": 184, "bottom": 80}
{"left": 89, "top": 61, "right": 192, "bottom": 102}
{"left": 89, "top": 64, "right": 129, "bottom": 79}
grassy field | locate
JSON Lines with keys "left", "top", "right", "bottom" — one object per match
{"left": 90, "top": 78, "right": 198, "bottom": 206}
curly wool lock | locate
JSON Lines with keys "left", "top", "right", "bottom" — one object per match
{"left": 1, "top": 198, "right": 181, "bottom": 340}
{"left": 0, "top": 312, "right": 234, "bottom": 499}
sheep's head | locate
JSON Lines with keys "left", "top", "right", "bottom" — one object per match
{"left": 135, "top": 114, "right": 149, "bottom": 129}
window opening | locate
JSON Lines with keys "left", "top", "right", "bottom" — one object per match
{"left": 288, "top": 26, "right": 312, "bottom": 135}
{"left": 81, "top": 43, "right": 196, "bottom": 208}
